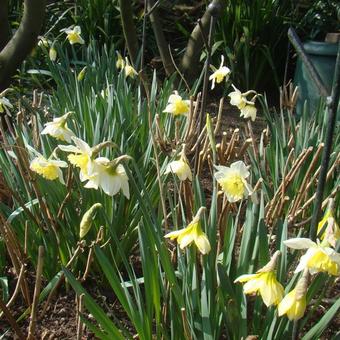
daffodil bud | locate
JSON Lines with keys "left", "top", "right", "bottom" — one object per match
{"left": 79, "top": 203, "right": 102, "bottom": 238}
{"left": 77, "top": 67, "right": 87, "bottom": 81}
{"left": 49, "top": 47, "right": 57, "bottom": 62}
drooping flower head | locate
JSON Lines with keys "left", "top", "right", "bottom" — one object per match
{"left": 228, "top": 85, "right": 258, "bottom": 121}
{"left": 41, "top": 112, "right": 75, "bottom": 142}
{"left": 64, "top": 26, "right": 85, "bottom": 45}
{"left": 317, "top": 203, "right": 340, "bottom": 247}
{"left": 124, "top": 58, "right": 138, "bottom": 79}
{"left": 165, "top": 144, "right": 192, "bottom": 181}
{"left": 165, "top": 207, "right": 211, "bottom": 255}
{"left": 214, "top": 161, "right": 253, "bottom": 203}
{"left": 209, "top": 55, "right": 231, "bottom": 90}
{"left": 84, "top": 155, "right": 131, "bottom": 198}
{"left": 278, "top": 269, "right": 308, "bottom": 321}
{"left": 116, "top": 51, "right": 125, "bottom": 70}
{"left": 163, "top": 91, "right": 190, "bottom": 117}
{"left": 284, "top": 237, "right": 340, "bottom": 276}
{"left": 30, "top": 151, "right": 68, "bottom": 184}
{"left": 234, "top": 251, "right": 284, "bottom": 307}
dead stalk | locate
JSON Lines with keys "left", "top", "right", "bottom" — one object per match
{"left": 28, "top": 246, "right": 44, "bottom": 340}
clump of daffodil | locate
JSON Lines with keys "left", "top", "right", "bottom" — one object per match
{"left": 163, "top": 91, "right": 190, "bottom": 117}
{"left": 41, "top": 112, "right": 75, "bottom": 142}
{"left": 228, "top": 85, "right": 258, "bottom": 121}
{"left": 234, "top": 251, "right": 284, "bottom": 307}
{"left": 59, "top": 137, "right": 115, "bottom": 182}
{"left": 209, "top": 55, "right": 231, "bottom": 90}
{"left": 80, "top": 203, "right": 102, "bottom": 238}
{"left": 84, "top": 155, "right": 131, "bottom": 198}
{"left": 0, "top": 95, "right": 13, "bottom": 113}
{"left": 165, "top": 207, "right": 211, "bottom": 255}
{"left": 64, "top": 26, "right": 85, "bottom": 45}
{"left": 165, "top": 144, "right": 192, "bottom": 181}
{"left": 30, "top": 151, "right": 68, "bottom": 183}
{"left": 317, "top": 200, "right": 340, "bottom": 247}
{"left": 284, "top": 237, "right": 340, "bottom": 276}
{"left": 116, "top": 51, "right": 125, "bottom": 70}
{"left": 214, "top": 160, "right": 254, "bottom": 203}
{"left": 278, "top": 269, "right": 309, "bottom": 321}
{"left": 124, "top": 58, "right": 138, "bottom": 79}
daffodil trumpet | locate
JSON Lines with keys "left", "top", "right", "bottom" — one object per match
{"left": 234, "top": 251, "right": 284, "bottom": 307}
{"left": 164, "top": 207, "right": 211, "bottom": 255}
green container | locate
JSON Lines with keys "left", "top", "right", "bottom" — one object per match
{"left": 294, "top": 40, "right": 338, "bottom": 116}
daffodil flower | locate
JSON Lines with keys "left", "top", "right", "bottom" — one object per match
{"left": 228, "top": 85, "right": 247, "bottom": 109}
{"left": 38, "top": 37, "right": 50, "bottom": 47}
{"left": 116, "top": 51, "right": 125, "bottom": 70}
{"left": 41, "top": 112, "right": 75, "bottom": 142}
{"left": 235, "top": 251, "right": 284, "bottom": 307}
{"left": 165, "top": 207, "right": 210, "bottom": 255}
{"left": 317, "top": 206, "right": 340, "bottom": 247}
{"left": 163, "top": 92, "right": 190, "bottom": 117}
{"left": 214, "top": 161, "right": 254, "bottom": 203}
{"left": 59, "top": 137, "right": 93, "bottom": 181}
{"left": 240, "top": 102, "right": 257, "bottom": 121}
{"left": 165, "top": 145, "right": 192, "bottom": 181}
{"left": 278, "top": 270, "right": 308, "bottom": 321}
{"left": 228, "top": 85, "right": 258, "bottom": 121}
{"left": 84, "top": 156, "right": 130, "bottom": 198}
{"left": 0, "top": 96, "right": 13, "bottom": 113}
{"left": 209, "top": 55, "right": 231, "bottom": 90}
{"left": 124, "top": 58, "right": 138, "bottom": 78}
{"left": 284, "top": 238, "right": 340, "bottom": 276}
{"left": 30, "top": 153, "right": 68, "bottom": 183}
{"left": 64, "top": 26, "right": 85, "bottom": 45}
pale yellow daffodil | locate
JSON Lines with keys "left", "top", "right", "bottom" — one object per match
{"left": 240, "top": 102, "right": 257, "bottom": 121}
{"left": 41, "top": 112, "right": 75, "bottom": 142}
{"left": 235, "top": 251, "right": 284, "bottom": 307}
{"left": 116, "top": 51, "right": 125, "bottom": 70}
{"left": 209, "top": 55, "right": 231, "bottom": 90}
{"left": 59, "top": 137, "right": 93, "bottom": 182}
{"left": 284, "top": 237, "right": 340, "bottom": 276}
{"left": 163, "top": 92, "right": 190, "bottom": 117}
{"left": 124, "top": 58, "right": 138, "bottom": 78}
{"left": 228, "top": 85, "right": 247, "bottom": 109}
{"left": 84, "top": 156, "right": 130, "bottom": 198}
{"left": 278, "top": 270, "right": 308, "bottom": 321}
{"left": 165, "top": 207, "right": 210, "bottom": 255}
{"left": 228, "top": 85, "right": 258, "bottom": 121}
{"left": 30, "top": 153, "right": 68, "bottom": 183}
{"left": 317, "top": 207, "right": 340, "bottom": 247}
{"left": 65, "top": 26, "right": 85, "bottom": 45}
{"left": 214, "top": 161, "right": 254, "bottom": 203}
{"left": 165, "top": 146, "right": 192, "bottom": 181}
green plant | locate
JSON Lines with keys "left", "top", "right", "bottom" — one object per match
{"left": 298, "top": 0, "right": 340, "bottom": 40}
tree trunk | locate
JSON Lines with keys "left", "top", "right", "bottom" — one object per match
{"left": 0, "top": 0, "right": 46, "bottom": 90}
{"left": 148, "top": 0, "right": 175, "bottom": 76}
{"left": 0, "top": 0, "right": 11, "bottom": 51}
{"left": 181, "top": 0, "right": 224, "bottom": 82}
